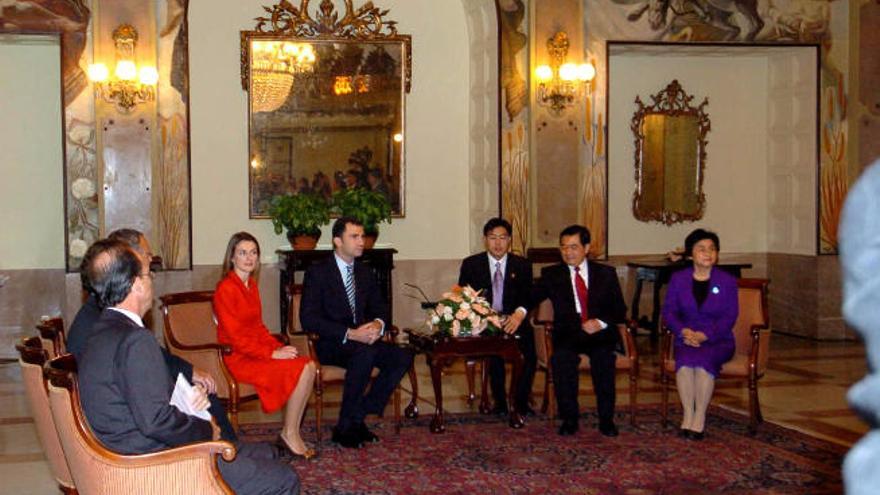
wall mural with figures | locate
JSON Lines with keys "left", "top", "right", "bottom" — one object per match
{"left": 498, "top": 0, "right": 530, "bottom": 256}
{"left": 586, "top": 0, "right": 848, "bottom": 254}
{"left": 0, "top": 0, "right": 192, "bottom": 270}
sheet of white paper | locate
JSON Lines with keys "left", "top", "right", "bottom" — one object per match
{"left": 169, "top": 373, "right": 212, "bottom": 421}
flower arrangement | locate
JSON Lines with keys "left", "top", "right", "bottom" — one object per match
{"left": 426, "top": 285, "right": 503, "bottom": 338}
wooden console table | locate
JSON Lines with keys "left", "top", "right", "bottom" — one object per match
{"left": 276, "top": 248, "right": 397, "bottom": 333}
{"left": 628, "top": 260, "right": 752, "bottom": 340}
{"left": 407, "top": 332, "right": 525, "bottom": 434}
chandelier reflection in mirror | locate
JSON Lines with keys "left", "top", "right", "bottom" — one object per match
{"left": 250, "top": 41, "right": 316, "bottom": 113}
{"left": 534, "top": 31, "right": 595, "bottom": 116}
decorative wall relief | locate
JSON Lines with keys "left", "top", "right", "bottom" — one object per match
{"left": 0, "top": 0, "right": 97, "bottom": 271}
{"left": 157, "top": 0, "right": 192, "bottom": 269}
{"left": 588, "top": 0, "right": 846, "bottom": 254}
{"left": 498, "top": 0, "right": 529, "bottom": 255}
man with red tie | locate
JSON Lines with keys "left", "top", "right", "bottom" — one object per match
{"left": 533, "top": 225, "right": 627, "bottom": 437}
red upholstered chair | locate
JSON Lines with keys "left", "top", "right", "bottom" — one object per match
{"left": 44, "top": 354, "right": 235, "bottom": 494}
{"left": 660, "top": 278, "right": 771, "bottom": 433}
{"left": 16, "top": 337, "right": 76, "bottom": 494}
{"left": 160, "top": 291, "right": 287, "bottom": 430}
{"left": 532, "top": 300, "right": 640, "bottom": 426}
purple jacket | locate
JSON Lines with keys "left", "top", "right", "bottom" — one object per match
{"left": 662, "top": 266, "right": 739, "bottom": 345}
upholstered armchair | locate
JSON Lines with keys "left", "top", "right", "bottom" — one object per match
{"left": 44, "top": 354, "right": 236, "bottom": 495}
{"left": 36, "top": 316, "right": 65, "bottom": 359}
{"left": 532, "top": 300, "right": 640, "bottom": 426}
{"left": 16, "top": 337, "right": 75, "bottom": 494}
{"left": 660, "top": 277, "right": 770, "bottom": 433}
{"left": 160, "top": 290, "right": 288, "bottom": 430}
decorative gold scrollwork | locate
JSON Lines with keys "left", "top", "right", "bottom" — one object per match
{"left": 241, "top": 0, "right": 411, "bottom": 92}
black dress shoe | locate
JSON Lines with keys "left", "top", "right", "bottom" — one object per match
{"left": 355, "top": 422, "right": 380, "bottom": 444}
{"left": 599, "top": 422, "right": 619, "bottom": 437}
{"left": 517, "top": 405, "right": 537, "bottom": 417}
{"left": 489, "top": 404, "right": 509, "bottom": 416}
{"left": 688, "top": 430, "right": 704, "bottom": 441}
{"left": 558, "top": 420, "right": 579, "bottom": 436}
{"left": 331, "top": 427, "right": 364, "bottom": 449}
{"left": 677, "top": 428, "right": 692, "bottom": 439}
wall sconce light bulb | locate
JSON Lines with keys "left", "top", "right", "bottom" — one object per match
{"left": 393, "top": 133, "right": 403, "bottom": 143}
{"left": 577, "top": 63, "right": 596, "bottom": 82}
{"left": 535, "top": 65, "right": 553, "bottom": 83}
{"left": 115, "top": 60, "right": 137, "bottom": 81}
{"left": 87, "top": 63, "right": 109, "bottom": 83}
{"left": 138, "top": 66, "right": 159, "bottom": 85}
{"left": 558, "top": 63, "right": 578, "bottom": 82}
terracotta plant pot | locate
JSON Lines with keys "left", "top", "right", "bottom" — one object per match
{"left": 363, "top": 233, "right": 378, "bottom": 249}
{"left": 288, "top": 232, "right": 320, "bottom": 250}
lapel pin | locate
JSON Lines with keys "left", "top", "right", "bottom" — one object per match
{"left": 712, "top": 286, "right": 720, "bottom": 294}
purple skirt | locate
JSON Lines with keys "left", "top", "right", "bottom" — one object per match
{"left": 673, "top": 337, "right": 735, "bottom": 377}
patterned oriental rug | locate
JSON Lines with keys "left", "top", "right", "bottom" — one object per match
{"left": 239, "top": 405, "right": 846, "bottom": 495}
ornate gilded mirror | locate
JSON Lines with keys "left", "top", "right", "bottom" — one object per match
{"left": 631, "top": 80, "right": 710, "bottom": 225}
{"left": 241, "top": 0, "right": 411, "bottom": 218}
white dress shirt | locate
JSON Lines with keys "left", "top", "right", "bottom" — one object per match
{"left": 567, "top": 260, "right": 607, "bottom": 329}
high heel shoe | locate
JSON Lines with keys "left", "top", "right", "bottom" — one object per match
{"left": 276, "top": 435, "right": 318, "bottom": 461}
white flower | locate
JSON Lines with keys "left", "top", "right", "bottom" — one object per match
{"left": 431, "top": 315, "right": 440, "bottom": 324}
{"left": 443, "top": 305, "right": 453, "bottom": 315}
{"left": 460, "top": 302, "right": 470, "bottom": 310}
{"left": 69, "top": 239, "right": 88, "bottom": 258}
{"left": 71, "top": 178, "right": 95, "bottom": 199}
{"left": 443, "top": 313, "right": 453, "bottom": 321}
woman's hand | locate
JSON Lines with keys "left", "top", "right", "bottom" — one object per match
{"left": 272, "top": 345, "right": 299, "bottom": 360}
{"left": 681, "top": 328, "right": 701, "bottom": 347}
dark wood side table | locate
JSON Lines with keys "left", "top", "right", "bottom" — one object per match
{"left": 628, "top": 260, "right": 752, "bottom": 340}
{"left": 407, "top": 332, "right": 525, "bottom": 434}
{"left": 276, "top": 248, "right": 397, "bottom": 333}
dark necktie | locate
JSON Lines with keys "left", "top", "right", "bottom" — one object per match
{"left": 345, "top": 264, "right": 356, "bottom": 323}
{"left": 492, "top": 261, "right": 504, "bottom": 313}
{"left": 574, "top": 265, "right": 589, "bottom": 323}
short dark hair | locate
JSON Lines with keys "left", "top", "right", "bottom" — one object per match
{"left": 107, "top": 228, "right": 143, "bottom": 250}
{"left": 559, "top": 224, "right": 591, "bottom": 246}
{"left": 332, "top": 216, "right": 363, "bottom": 239}
{"left": 482, "top": 218, "right": 512, "bottom": 237}
{"left": 82, "top": 239, "right": 141, "bottom": 309}
{"left": 684, "top": 228, "right": 720, "bottom": 257}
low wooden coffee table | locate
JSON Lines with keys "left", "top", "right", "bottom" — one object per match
{"left": 407, "top": 332, "right": 525, "bottom": 434}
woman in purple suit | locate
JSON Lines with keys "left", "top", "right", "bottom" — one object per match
{"left": 662, "top": 229, "right": 739, "bottom": 440}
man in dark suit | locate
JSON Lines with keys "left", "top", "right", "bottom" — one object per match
{"left": 533, "top": 225, "right": 627, "bottom": 437}
{"left": 301, "top": 217, "right": 413, "bottom": 448}
{"left": 67, "top": 229, "right": 237, "bottom": 442}
{"left": 77, "top": 239, "right": 299, "bottom": 495}
{"left": 458, "top": 217, "right": 536, "bottom": 415}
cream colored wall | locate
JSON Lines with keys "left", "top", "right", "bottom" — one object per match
{"left": 608, "top": 54, "right": 769, "bottom": 255}
{"left": 189, "top": 1, "right": 471, "bottom": 264}
{"left": 0, "top": 39, "right": 65, "bottom": 269}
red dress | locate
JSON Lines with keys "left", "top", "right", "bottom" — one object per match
{"left": 213, "top": 271, "right": 309, "bottom": 413}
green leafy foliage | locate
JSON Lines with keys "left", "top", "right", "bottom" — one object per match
{"left": 331, "top": 187, "right": 392, "bottom": 235}
{"left": 268, "top": 193, "right": 331, "bottom": 237}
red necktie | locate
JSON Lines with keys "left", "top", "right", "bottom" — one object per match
{"left": 574, "top": 266, "right": 589, "bottom": 323}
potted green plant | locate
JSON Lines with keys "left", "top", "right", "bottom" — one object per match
{"left": 268, "top": 193, "right": 331, "bottom": 250}
{"left": 331, "top": 187, "right": 392, "bottom": 248}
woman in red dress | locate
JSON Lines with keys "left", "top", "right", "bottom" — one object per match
{"left": 214, "top": 232, "right": 316, "bottom": 458}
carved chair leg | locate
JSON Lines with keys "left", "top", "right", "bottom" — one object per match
{"left": 394, "top": 384, "right": 401, "bottom": 434}
{"left": 465, "top": 359, "right": 477, "bottom": 405}
{"left": 229, "top": 395, "right": 240, "bottom": 433}
{"left": 629, "top": 370, "right": 637, "bottom": 427}
{"left": 479, "top": 359, "right": 491, "bottom": 413}
{"left": 315, "top": 386, "right": 324, "bottom": 446}
{"left": 404, "top": 362, "right": 419, "bottom": 419}
{"left": 660, "top": 367, "right": 669, "bottom": 429}
{"left": 748, "top": 377, "right": 761, "bottom": 434}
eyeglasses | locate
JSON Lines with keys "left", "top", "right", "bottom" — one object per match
{"left": 486, "top": 235, "right": 510, "bottom": 241}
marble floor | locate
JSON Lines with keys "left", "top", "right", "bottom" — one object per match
{"left": 0, "top": 333, "right": 868, "bottom": 494}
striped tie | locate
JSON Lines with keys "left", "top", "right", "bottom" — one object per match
{"left": 345, "top": 264, "right": 356, "bottom": 321}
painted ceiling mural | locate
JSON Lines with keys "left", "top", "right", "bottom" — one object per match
{"left": 587, "top": 0, "right": 847, "bottom": 254}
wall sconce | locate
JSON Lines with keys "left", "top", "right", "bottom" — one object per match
{"left": 534, "top": 31, "right": 595, "bottom": 116}
{"left": 87, "top": 24, "right": 158, "bottom": 113}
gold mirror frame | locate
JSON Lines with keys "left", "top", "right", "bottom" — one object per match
{"left": 631, "top": 79, "right": 710, "bottom": 225}
{"left": 240, "top": 0, "right": 412, "bottom": 218}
